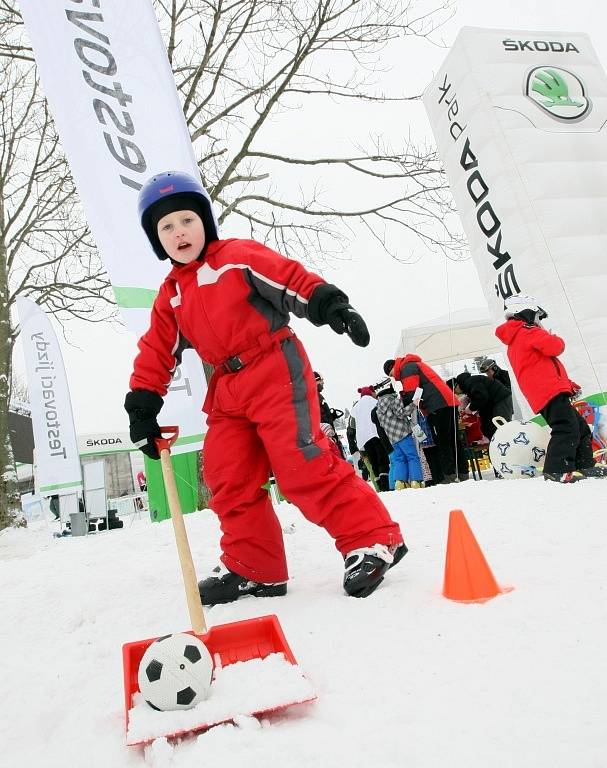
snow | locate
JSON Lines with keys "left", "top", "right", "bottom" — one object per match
{"left": 127, "top": 652, "right": 315, "bottom": 744}
{"left": 1, "top": 478, "right": 606, "bottom": 768}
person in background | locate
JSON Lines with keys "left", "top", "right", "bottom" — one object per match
{"left": 479, "top": 358, "right": 511, "bottom": 389}
{"left": 496, "top": 293, "right": 606, "bottom": 483}
{"left": 411, "top": 405, "right": 440, "bottom": 486}
{"left": 314, "top": 371, "right": 343, "bottom": 427}
{"left": 454, "top": 371, "right": 513, "bottom": 441}
{"left": 372, "top": 379, "right": 424, "bottom": 489}
{"left": 314, "top": 371, "right": 345, "bottom": 458}
{"left": 346, "top": 410, "right": 369, "bottom": 480}
{"left": 317, "top": 423, "right": 341, "bottom": 460}
{"left": 136, "top": 470, "right": 147, "bottom": 492}
{"left": 411, "top": 409, "right": 435, "bottom": 486}
{"left": 384, "top": 355, "right": 469, "bottom": 484}
{"left": 49, "top": 494, "right": 60, "bottom": 520}
{"left": 351, "top": 386, "right": 391, "bottom": 491}
{"left": 446, "top": 375, "right": 483, "bottom": 449}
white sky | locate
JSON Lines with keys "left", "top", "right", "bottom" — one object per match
{"left": 12, "top": 0, "right": 607, "bottom": 432}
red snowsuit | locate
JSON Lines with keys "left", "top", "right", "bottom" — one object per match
{"left": 495, "top": 319, "right": 576, "bottom": 413}
{"left": 130, "top": 239, "right": 402, "bottom": 582}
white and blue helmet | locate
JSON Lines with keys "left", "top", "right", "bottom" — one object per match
{"left": 138, "top": 171, "right": 218, "bottom": 260}
{"left": 504, "top": 294, "right": 547, "bottom": 321}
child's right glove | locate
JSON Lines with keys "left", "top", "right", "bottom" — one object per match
{"left": 124, "top": 389, "right": 163, "bottom": 459}
{"left": 308, "top": 283, "right": 370, "bottom": 347}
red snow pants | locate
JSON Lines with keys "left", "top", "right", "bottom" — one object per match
{"left": 203, "top": 333, "right": 403, "bottom": 583}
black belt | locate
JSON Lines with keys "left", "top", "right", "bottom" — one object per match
{"left": 220, "top": 327, "right": 294, "bottom": 373}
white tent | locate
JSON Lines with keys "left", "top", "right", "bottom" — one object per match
{"left": 395, "top": 308, "right": 501, "bottom": 365}
{"left": 395, "top": 307, "right": 528, "bottom": 419}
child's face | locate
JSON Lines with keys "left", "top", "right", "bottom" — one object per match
{"left": 157, "top": 209, "right": 206, "bottom": 263}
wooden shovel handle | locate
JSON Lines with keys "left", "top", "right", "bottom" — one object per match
{"left": 156, "top": 427, "right": 207, "bottom": 635}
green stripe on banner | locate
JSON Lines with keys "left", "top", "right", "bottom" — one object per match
{"left": 174, "top": 433, "right": 205, "bottom": 447}
{"left": 40, "top": 480, "right": 83, "bottom": 492}
{"left": 113, "top": 286, "right": 158, "bottom": 309}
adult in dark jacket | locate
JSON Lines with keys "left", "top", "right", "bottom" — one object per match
{"left": 314, "top": 371, "right": 345, "bottom": 458}
{"left": 455, "top": 371, "right": 513, "bottom": 440}
{"left": 479, "top": 358, "right": 511, "bottom": 389}
{"left": 384, "top": 355, "right": 469, "bottom": 483}
{"left": 313, "top": 371, "right": 343, "bottom": 428}
{"left": 495, "top": 293, "right": 604, "bottom": 483}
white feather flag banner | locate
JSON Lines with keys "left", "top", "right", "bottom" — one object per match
{"left": 19, "top": 0, "right": 209, "bottom": 452}
{"left": 17, "top": 298, "right": 83, "bottom": 496}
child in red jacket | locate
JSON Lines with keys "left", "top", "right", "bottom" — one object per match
{"left": 383, "top": 354, "right": 469, "bottom": 483}
{"left": 124, "top": 171, "right": 405, "bottom": 601}
{"left": 495, "top": 294, "right": 605, "bottom": 483}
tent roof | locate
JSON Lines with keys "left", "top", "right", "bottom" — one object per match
{"left": 395, "top": 308, "right": 502, "bottom": 365}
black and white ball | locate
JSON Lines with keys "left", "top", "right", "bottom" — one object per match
{"left": 489, "top": 419, "right": 550, "bottom": 479}
{"left": 138, "top": 633, "right": 213, "bottom": 711}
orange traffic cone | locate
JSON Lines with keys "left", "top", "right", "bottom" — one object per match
{"left": 442, "top": 509, "right": 510, "bottom": 603}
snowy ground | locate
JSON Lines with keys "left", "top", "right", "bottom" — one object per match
{"left": 2, "top": 477, "right": 606, "bottom": 768}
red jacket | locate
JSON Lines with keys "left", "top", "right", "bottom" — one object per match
{"left": 393, "top": 354, "right": 459, "bottom": 413}
{"left": 130, "top": 238, "right": 325, "bottom": 399}
{"left": 495, "top": 319, "right": 576, "bottom": 413}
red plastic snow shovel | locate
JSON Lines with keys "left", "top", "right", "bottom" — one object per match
{"left": 122, "top": 426, "right": 315, "bottom": 745}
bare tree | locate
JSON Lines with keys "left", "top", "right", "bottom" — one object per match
{"left": 9, "top": 370, "right": 28, "bottom": 404}
{"left": 0, "top": 12, "right": 114, "bottom": 529}
{"left": 156, "top": 0, "right": 464, "bottom": 265}
{"left": 0, "top": 0, "right": 461, "bottom": 528}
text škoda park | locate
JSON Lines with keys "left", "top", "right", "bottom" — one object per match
{"left": 435, "top": 75, "right": 521, "bottom": 302}
{"left": 31, "top": 332, "right": 69, "bottom": 460}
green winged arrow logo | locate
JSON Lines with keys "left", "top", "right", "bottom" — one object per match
{"left": 532, "top": 68, "right": 582, "bottom": 108}
{"left": 525, "top": 66, "right": 590, "bottom": 120}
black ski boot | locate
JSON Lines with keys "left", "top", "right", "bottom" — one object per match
{"left": 543, "top": 470, "right": 584, "bottom": 483}
{"left": 578, "top": 464, "right": 607, "bottom": 478}
{"left": 343, "top": 542, "right": 408, "bottom": 598}
{"left": 198, "top": 565, "right": 287, "bottom": 605}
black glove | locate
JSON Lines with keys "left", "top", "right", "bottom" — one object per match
{"left": 308, "top": 284, "right": 370, "bottom": 347}
{"left": 333, "top": 305, "right": 370, "bottom": 347}
{"left": 124, "top": 389, "right": 163, "bottom": 460}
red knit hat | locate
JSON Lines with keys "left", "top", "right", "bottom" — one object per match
{"left": 357, "top": 386, "right": 375, "bottom": 397}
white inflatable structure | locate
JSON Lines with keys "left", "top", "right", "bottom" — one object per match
{"left": 424, "top": 28, "right": 607, "bottom": 418}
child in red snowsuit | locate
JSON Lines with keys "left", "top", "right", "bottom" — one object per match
{"left": 124, "top": 171, "right": 405, "bottom": 601}
{"left": 496, "top": 294, "right": 605, "bottom": 483}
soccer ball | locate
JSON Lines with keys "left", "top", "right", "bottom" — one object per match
{"left": 488, "top": 419, "right": 550, "bottom": 479}
{"left": 137, "top": 632, "right": 213, "bottom": 711}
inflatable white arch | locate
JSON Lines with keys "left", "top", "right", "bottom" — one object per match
{"left": 425, "top": 27, "right": 607, "bottom": 452}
